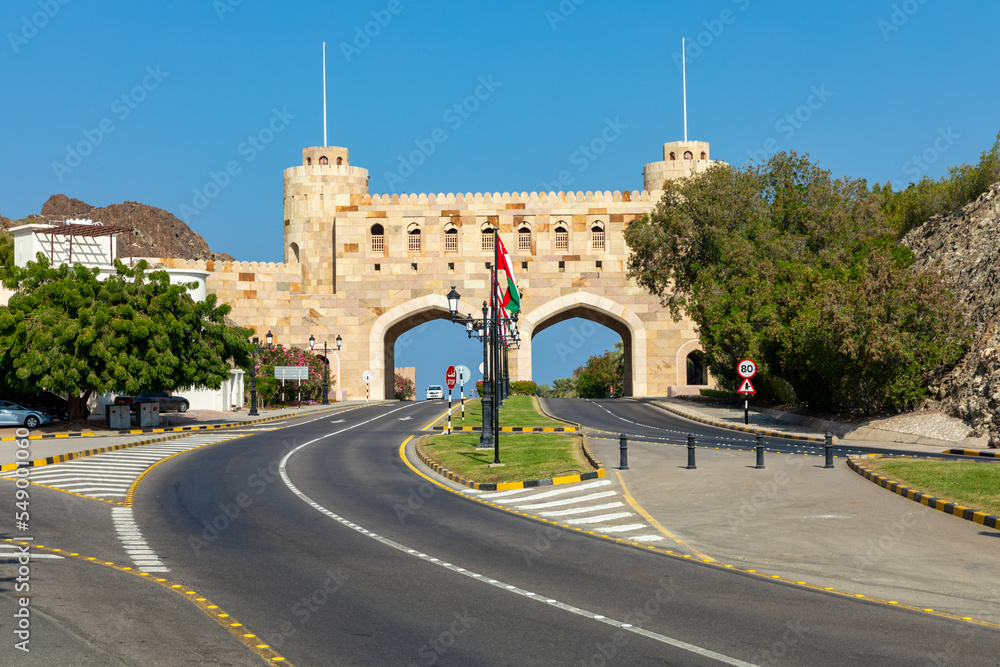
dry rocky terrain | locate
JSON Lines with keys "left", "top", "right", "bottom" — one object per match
{"left": 2, "top": 194, "right": 233, "bottom": 262}
{"left": 903, "top": 182, "right": 1000, "bottom": 447}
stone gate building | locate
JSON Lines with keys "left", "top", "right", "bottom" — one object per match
{"left": 153, "top": 139, "right": 718, "bottom": 400}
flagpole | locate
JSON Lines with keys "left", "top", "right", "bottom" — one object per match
{"left": 682, "top": 37, "right": 687, "bottom": 143}
{"left": 322, "top": 41, "right": 328, "bottom": 147}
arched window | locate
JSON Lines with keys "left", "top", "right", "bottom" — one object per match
{"left": 554, "top": 224, "right": 568, "bottom": 252}
{"left": 481, "top": 225, "right": 495, "bottom": 253}
{"left": 669, "top": 152, "right": 676, "bottom": 161}
{"left": 306, "top": 157, "right": 312, "bottom": 165}
{"left": 319, "top": 156, "right": 329, "bottom": 165}
{"left": 444, "top": 225, "right": 458, "bottom": 252}
{"left": 407, "top": 223, "right": 422, "bottom": 254}
{"left": 683, "top": 150, "right": 693, "bottom": 160}
{"left": 590, "top": 222, "right": 605, "bottom": 252}
{"left": 289, "top": 242, "right": 300, "bottom": 263}
{"left": 336, "top": 156, "right": 343, "bottom": 166}
{"left": 518, "top": 225, "right": 531, "bottom": 251}
{"left": 686, "top": 351, "right": 708, "bottom": 385}
{"left": 700, "top": 151, "right": 707, "bottom": 160}
{"left": 370, "top": 223, "right": 385, "bottom": 254}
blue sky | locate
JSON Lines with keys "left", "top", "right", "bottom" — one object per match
{"left": 4, "top": 1, "right": 999, "bottom": 392}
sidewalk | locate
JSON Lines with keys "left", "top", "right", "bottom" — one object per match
{"left": 641, "top": 396, "right": 991, "bottom": 454}
{"left": 412, "top": 397, "right": 1000, "bottom": 623}
{"left": 0, "top": 400, "right": 383, "bottom": 467}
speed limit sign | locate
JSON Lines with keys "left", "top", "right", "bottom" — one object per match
{"left": 737, "top": 359, "right": 757, "bottom": 379}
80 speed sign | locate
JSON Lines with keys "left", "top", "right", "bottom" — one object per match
{"left": 737, "top": 359, "right": 757, "bottom": 379}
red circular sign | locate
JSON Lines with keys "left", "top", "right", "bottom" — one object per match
{"left": 446, "top": 366, "right": 457, "bottom": 389}
{"left": 737, "top": 359, "right": 757, "bottom": 379}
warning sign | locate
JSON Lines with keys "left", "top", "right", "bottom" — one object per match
{"left": 738, "top": 378, "right": 756, "bottom": 394}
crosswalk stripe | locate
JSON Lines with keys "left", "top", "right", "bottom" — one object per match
{"left": 591, "top": 523, "right": 649, "bottom": 534}
{"left": 0, "top": 432, "right": 248, "bottom": 502}
{"left": 495, "top": 480, "right": 612, "bottom": 503}
{"left": 564, "top": 512, "right": 634, "bottom": 525}
{"left": 540, "top": 502, "right": 625, "bottom": 517}
{"left": 514, "top": 490, "right": 618, "bottom": 510}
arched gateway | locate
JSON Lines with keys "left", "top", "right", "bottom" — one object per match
{"left": 149, "top": 141, "right": 719, "bottom": 399}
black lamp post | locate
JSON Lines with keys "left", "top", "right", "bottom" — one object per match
{"left": 309, "top": 334, "right": 338, "bottom": 405}
{"left": 447, "top": 287, "right": 498, "bottom": 460}
{"left": 249, "top": 336, "right": 260, "bottom": 416}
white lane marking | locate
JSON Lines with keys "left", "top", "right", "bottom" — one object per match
{"left": 491, "top": 479, "right": 611, "bottom": 503}
{"left": 278, "top": 426, "right": 757, "bottom": 667}
{"left": 471, "top": 487, "right": 533, "bottom": 498}
{"left": 629, "top": 535, "right": 665, "bottom": 542}
{"left": 541, "top": 502, "right": 625, "bottom": 517}
{"left": 111, "top": 507, "right": 167, "bottom": 572}
{"left": 563, "top": 512, "right": 634, "bottom": 526}
{"left": 590, "top": 523, "right": 650, "bottom": 534}
{"left": 514, "top": 490, "right": 618, "bottom": 510}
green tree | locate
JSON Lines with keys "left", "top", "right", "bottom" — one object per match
{"left": 0, "top": 256, "right": 254, "bottom": 418}
{"left": 881, "top": 130, "right": 1000, "bottom": 236}
{"left": 625, "top": 152, "right": 967, "bottom": 414}
{"left": 576, "top": 350, "right": 625, "bottom": 398}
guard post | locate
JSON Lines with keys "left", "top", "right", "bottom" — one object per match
{"left": 619, "top": 433, "right": 629, "bottom": 470}
{"left": 686, "top": 433, "right": 697, "bottom": 470}
{"left": 824, "top": 432, "right": 835, "bottom": 468}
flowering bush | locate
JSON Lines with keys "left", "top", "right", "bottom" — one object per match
{"left": 248, "top": 344, "right": 331, "bottom": 407}
{"left": 394, "top": 373, "right": 415, "bottom": 400}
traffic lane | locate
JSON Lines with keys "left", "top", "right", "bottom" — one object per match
{"left": 0, "top": 482, "right": 263, "bottom": 666}
{"left": 138, "top": 428, "right": 757, "bottom": 665}
{"left": 542, "top": 397, "right": 966, "bottom": 460}
{"left": 140, "top": 412, "right": 1000, "bottom": 665}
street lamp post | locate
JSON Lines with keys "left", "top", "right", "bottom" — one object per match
{"left": 249, "top": 336, "right": 260, "bottom": 416}
{"left": 447, "top": 287, "right": 497, "bottom": 458}
{"left": 309, "top": 334, "right": 341, "bottom": 405}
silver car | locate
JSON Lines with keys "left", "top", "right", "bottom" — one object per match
{"left": 425, "top": 385, "right": 444, "bottom": 400}
{"left": 0, "top": 400, "right": 53, "bottom": 429}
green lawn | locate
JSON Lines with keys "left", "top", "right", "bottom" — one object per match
{"left": 864, "top": 458, "right": 1000, "bottom": 516}
{"left": 439, "top": 395, "right": 569, "bottom": 428}
{"left": 418, "top": 432, "right": 592, "bottom": 484}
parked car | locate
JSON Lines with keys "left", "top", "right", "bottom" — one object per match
{"left": 115, "top": 391, "right": 190, "bottom": 413}
{"left": 0, "top": 400, "right": 53, "bottom": 429}
{"left": 13, "top": 391, "right": 70, "bottom": 421}
{"left": 425, "top": 385, "right": 444, "bottom": 400}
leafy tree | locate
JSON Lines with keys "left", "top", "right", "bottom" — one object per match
{"left": 625, "top": 152, "right": 967, "bottom": 414}
{"left": 576, "top": 350, "right": 625, "bottom": 398}
{"left": 536, "top": 375, "right": 578, "bottom": 398}
{"left": 0, "top": 256, "right": 254, "bottom": 418}
{"left": 0, "top": 231, "right": 13, "bottom": 274}
{"left": 881, "top": 130, "right": 1000, "bottom": 236}
{"left": 253, "top": 344, "right": 330, "bottom": 407}
{"left": 394, "top": 373, "right": 414, "bottom": 400}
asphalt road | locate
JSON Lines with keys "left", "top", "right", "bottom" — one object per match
{"left": 4, "top": 400, "right": 999, "bottom": 665}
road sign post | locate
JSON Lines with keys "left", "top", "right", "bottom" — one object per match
{"left": 456, "top": 366, "right": 470, "bottom": 420}
{"left": 362, "top": 370, "right": 372, "bottom": 403}
{"left": 736, "top": 359, "right": 757, "bottom": 425}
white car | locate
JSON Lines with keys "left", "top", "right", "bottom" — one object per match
{"left": 425, "top": 385, "right": 444, "bottom": 400}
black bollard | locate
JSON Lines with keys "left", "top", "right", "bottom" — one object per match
{"left": 686, "top": 433, "right": 697, "bottom": 469}
{"left": 824, "top": 432, "right": 835, "bottom": 468}
{"left": 754, "top": 432, "right": 765, "bottom": 469}
{"left": 619, "top": 433, "right": 629, "bottom": 470}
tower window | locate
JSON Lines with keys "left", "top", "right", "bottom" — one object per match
{"left": 554, "top": 225, "right": 568, "bottom": 252}
{"left": 319, "top": 156, "right": 329, "bottom": 165}
{"left": 684, "top": 150, "right": 693, "bottom": 160}
{"left": 370, "top": 223, "right": 385, "bottom": 254}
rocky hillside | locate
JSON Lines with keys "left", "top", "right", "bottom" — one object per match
{"left": 903, "top": 182, "right": 1000, "bottom": 447}
{"left": 2, "top": 194, "right": 233, "bottom": 262}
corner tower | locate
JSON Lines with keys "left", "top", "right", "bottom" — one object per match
{"left": 643, "top": 140, "right": 715, "bottom": 191}
{"left": 283, "top": 146, "right": 369, "bottom": 294}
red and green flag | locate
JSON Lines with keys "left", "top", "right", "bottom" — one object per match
{"left": 495, "top": 235, "right": 521, "bottom": 315}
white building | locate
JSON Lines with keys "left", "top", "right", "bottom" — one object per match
{"left": 4, "top": 220, "right": 244, "bottom": 414}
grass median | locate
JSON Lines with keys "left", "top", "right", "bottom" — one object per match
{"left": 439, "top": 395, "right": 568, "bottom": 429}
{"left": 422, "top": 394, "right": 591, "bottom": 483}
{"left": 864, "top": 458, "right": 1000, "bottom": 516}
